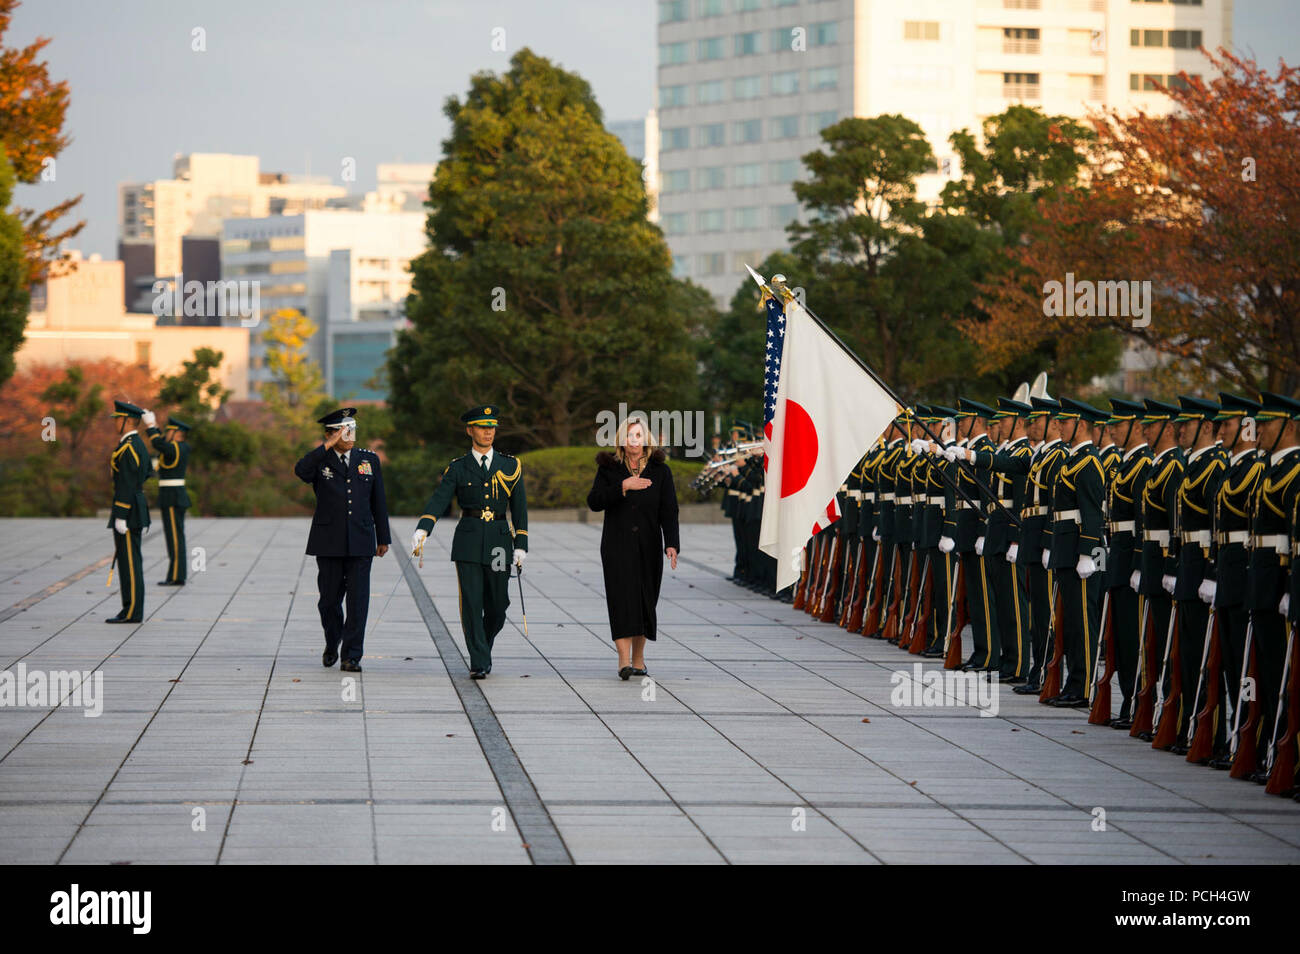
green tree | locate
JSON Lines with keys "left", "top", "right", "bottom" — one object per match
{"left": 156, "top": 346, "right": 232, "bottom": 423}
{"left": 259, "top": 308, "right": 326, "bottom": 421}
{"left": 0, "top": 149, "right": 28, "bottom": 389}
{"left": 389, "top": 48, "right": 714, "bottom": 450}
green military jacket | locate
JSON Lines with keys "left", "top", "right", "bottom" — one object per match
{"left": 416, "top": 450, "right": 528, "bottom": 565}
{"left": 1104, "top": 444, "right": 1150, "bottom": 588}
{"left": 976, "top": 437, "right": 1032, "bottom": 556}
{"left": 876, "top": 439, "right": 904, "bottom": 542}
{"left": 147, "top": 426, "right": 192, "bottom": 509}
{"left": 1138, "top": 446, "right": 1185, "bottom": 595}
{"left": 109, "top": 432, "right": 152, "bottom": 530}
{"left": 1173, "top": 443, "right": 1228, "bottom": 599}
{"left": 943, "top": 433, "right": 994, "bottom": 553}
{"left": 1020, "top": 439, "right": 1068, "bottom": 564}
{"left": 1046, "top": 441, "right": 1106, "bottom": 570}
{"left": 1206, "top": 447, "right": 1265, "bottom": 606}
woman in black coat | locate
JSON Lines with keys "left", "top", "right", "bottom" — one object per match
{"left": 587, "top": 417, "right": 680, "bottom": 680}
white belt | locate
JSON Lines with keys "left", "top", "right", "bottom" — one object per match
{"left": 897, "top": 495, "right": 912, "bottom": 504}
{"left": 1109, "top": 520, "right": 1135, "bottom": 533}
{"left": 1219, "top": 530, "right": 1248, "bottom": 544}
{"left": 1022, "top": 505, "right": 1047, "bottom": 517}
{"left": 1255, "top": 534, "right": 1288, "bottom": 551}
{"left": 850, "top": 489, "right": 862, "bottom": 499}
{"left": 956, "top": 500, "right": 975, "bottom": 510}
{"left": 158, "top": 479, "right": 186, "bottom": 487}
{"left": 727, "top": 490, "right": 740, "bottom": 496}
{"left": 1053, "top": 509, "right": 1080, "bottom": 523}
{"left": 927, "top": 495, "right": 945, "bottom": 505}
{"left": 879, "top": 493, "right": 895, "bottom": 501}
{"left": 995, "top": 498, "right": 1013, "bottom": 508}
{"left": 862, "top": 492, "right": 876, "bottom": 502}
{"left": 1144, "top": 529, "right": 1171, "bottom": 545}
{"left": 1184, "top": 529, "right": 1211, "bottom": 545}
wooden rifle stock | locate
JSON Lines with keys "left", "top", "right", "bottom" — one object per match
{"left": 845, "top": 540, "right": 872, "bottom": 630}
{"left": 1228, "top": 621, "right": 1260, "bottom": 778}
{"left": 908, "top": 556, "right": 934, "bottom": 654}
{"left": 881, "top": 548, "right": 906, "bottom": 643}
{"left": 819, "top": 534, "right": 846, "bottom": 622}
{"left": 1265, "top": 618, "right": 1299, "bottom": 795}
{"left": 943, "top": 556, "right": 968, "bottom": 670}
{"left": 896, "top": 549, "right": 921, "bottom": 647}
{"left": 1185, "top": 610, "right": 1222, "bottom": 764}
{"left": 888, "top": 549, "right": 916, "bottom": 645}
{"left": 862, "top": 545, "right": 890, "bottom": 637}
{"left": 1130, "top": 597, "right": 1159, "bottom": 738}
{"left": 1038, "top": 577, "right": 1065, "bottom": 702}
{"left": 793, "top": 534, "right": 820, "bottom": 611}
{"left": 790, "top": 551, "right": 809, "bottom": 610}
{"left": 812, "top": 534, "right": 839, "bottom": 618}
{"left": 1088, "top": 590, "right": 1116, "bottom": 725}
{"left": 837, "top": 540, "right": 861, "bottom": 627}
{"left": 1151, "top": 604, "right": 1184, "bottom": 750}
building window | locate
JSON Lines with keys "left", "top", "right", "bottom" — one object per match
{"left": 698, "top": 209, "right": 726, "bottom": 232}
{"left": 733, "top": 251, "right": 765, "bottom": 273}
{"left": 771, "top": 115, "right": 800, "bottom": 139}
{"left": 662, "top": 169, "right": 691, "bottom": 193}
{"left": 698, "top": 0, "right": 724, "bottom": 15}
{"left": 698, "top": 166, "right": 726, "bottom": 190}
{"left": 659, "top": 41, "right": 688, "bottom": 66}
{"left": 809, "top": 21, "right": 837, "bottom": 46}
{"left": 772, "top": 70, "right": 799, "bottom": 95}
{"left": 697, "top": 79, "right": 725, "bottom": 104}
{"left": 660, "top": 84, "right": 688, "bottom": 108}
{"left": 662, "top": 127, "right": 690, "bottom": 150}
{"left": 672, "top": 256, "right": 689, "bottom": 278}
{"left": 769, "top": 158, "right": 800, "bottom": 183}
{"left": 734, "top": 162, "right": 762, "bottom": 187}
{"left": 1002, "top": 72, "right": 1040, "bottom": 100}
{"left": 662, "top": 212, "right": 689, "bottom": 235}
{"left": 659, "top": 0, "right": 688, "bottom": 23}
{"left": 811, "top": 110, "right": 838, "bottom": 133}
{"left": 734, "top": 75, "right": 762, "bottom": 99}
{"left": 735, "top": 31, "right": 762, "bottom": 55}
{"left": 734, "top": 119, "right": 763, "bottom": 144}
{"left": 770, "top": 27, "right": 799, "bottom": 52}
{"left": 771, "top": 203, "right": 801, "bottom": 228}
{"left": 734, "top": 206, "right": 762, "bottom": 229}
{"left": 808, "top": 66, "right": 838, "bottom": 90}
{"left": 774, "top": 0, "right": 799, "bottom": 7}
{"left": 697, "top": 252, "right": 726, "bottom": 275}
{"left": 1003, "top": 27, "right": 1040, "bottom": 54}
{"left": 904, "top": 20, "right": 940, "bottom": 41}
{"left": 699, "top": 122, "right": 726, "bottom": 147}
{"left": 698, "top": 36, "right": 725, "bottom": 60}
{"left": 1130, "top": 72, "right": 1201, "bottom": 91}
{"left": 736, "top": 0, "right": 761, "bottom": 10}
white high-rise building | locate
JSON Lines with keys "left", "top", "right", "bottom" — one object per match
{"left": 657, "top": 0, "right": 1232, "bottom": 304}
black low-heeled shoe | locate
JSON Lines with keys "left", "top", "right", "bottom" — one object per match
{"left": 629, "top": 667, "right": 648, "bottom": 677}
{"left": 618, "top": 666, "right": 634, "bottom": 681}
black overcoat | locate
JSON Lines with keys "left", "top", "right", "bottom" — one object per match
{"left": 587, "top": 450, "right": 680, "bottom": 641}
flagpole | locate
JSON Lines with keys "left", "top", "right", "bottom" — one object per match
{"left": 746, "top": 265, "right": 1022, "bottom": 530}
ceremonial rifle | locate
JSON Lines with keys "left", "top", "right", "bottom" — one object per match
{"left": 846, "top": 540, "right": 875, "bottom": 632}
{"left": 1228, "top": 619, "right": 1260, "bottom": 779}
{"left": 1130, "top": 597, "right": 1158, "bottom": 738}
{"left": 1185, "top": 609, "right": 1222, "bottom": 764}
{"left": 862, "top": 544, "right": 892, "bottom": 637}
{"left": 1264, "top": 617, "right": 1299, "bottom": 794}
{"left": 818, "top": 531, "right": 846, "bottom": 622}
{"left": 907, "top": 554, "right": 934, "bottom": 654}
{"left": 1087, "top": 589, "right": 1115, "bottom": 725}
{"left": 943, "top": 557, "right": 969, "bottom": 670}
{"left": 1038, "top": 575, "right": 1065, "bottom": 701}
{"left": 1151, "top": 604, "right": 1184, "bottom": 749}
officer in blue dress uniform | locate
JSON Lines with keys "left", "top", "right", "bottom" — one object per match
{"left": 107, "top": 400, "right": 152, "bottom": 623}
{"left": 294, "top": 407, "right": 392, "bottom": 672}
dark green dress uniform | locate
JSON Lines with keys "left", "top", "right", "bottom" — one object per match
{"left": 944, "top": 400, "right": 999, "bottom": 671}
{"left": 1242, "top": 393, "right": 1300, "bottom": 778}
{"left": 1018, "top": 397, "right": 1069, "bottom": 692}
{"left": 868, "top": 432, "right": 905, "bottom": 636}
{"left": 1045, "top": 399, "right": 1108, "bottom": 704}
{"left": 856, "top": 439, "right": 888, "bottom": 627}
{"left": 889, "top": 438, "right": 918, "bottom": 642}
{"left": 1203, "top": 394, "right": 1265, "bottom": 763}
{"left": 1105, "top": 399, "right": 1151, "bottom": 726}
{"left": 973, "top": 397, "right": 1034, "bottom": 679}
{"left": 107, "top": 401, "right": 151, "bottom": 623}
{"left": 1168, "top": 396, "right": 1228, "bottom": 751}
{"left": 148, "top": 417, "right": 192, "bottom": 585}
{"left": 912, "top": 409, "right": 947, "bottom": 655}
{"left": 415, "top": 407, "right": 527, "bottom": 675}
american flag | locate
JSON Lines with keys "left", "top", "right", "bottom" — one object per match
{"left": 762, "top": 294, "right": 786, "bottom": 440}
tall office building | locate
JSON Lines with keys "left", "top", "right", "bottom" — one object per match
{"left": 610, "top": 110, "right": 662, "bottom": 220}
{"left": 657, "top": 0, "right": 1232, "bottom": 304}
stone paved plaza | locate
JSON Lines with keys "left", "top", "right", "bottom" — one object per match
{"left": 1, "top": 517, "right": 1297, "bottom": 865}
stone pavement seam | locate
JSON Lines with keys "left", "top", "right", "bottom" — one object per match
{"left": 0, "top": 555, "right": 112, "bottom": 625}
{"left": 397, "top": 546, "right": 572, "bottom": 866}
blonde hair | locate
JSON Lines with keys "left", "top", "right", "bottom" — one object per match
{"left": 616, "top": 414, "right": 657, "bottom": 471}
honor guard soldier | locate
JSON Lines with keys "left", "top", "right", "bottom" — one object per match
{"left": 410, "top": 405, "right": 528, "bottom": 679}
{"left": 1165, "top": 396, "right": 1228, "bottom": 752}
{"left": 144, "top": 413, "right": 192, "bottom": 586}
{"left": 1042, "top": 398, "right": 1107, "bottom": 707}
{"left": 1104, "top": 398, "right": 1151, "bottom": 729}
{"left": 867, "top": 418, "right": 907, "bottom": 638}
{"left": 295, "top": 407, "right": 392, "bottom": 672}
{"left": 1200, "top": 393, "right": 1264, "bottom": 764}
{"left": 107, "top": 400, "right": 152, "bottom": 624}
{"left": 909, "top": 407, "right": 947, "bottom": 656}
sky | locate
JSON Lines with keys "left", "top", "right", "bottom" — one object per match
{"left": 8, "top": 0, "right": 1297, "bottom": 262}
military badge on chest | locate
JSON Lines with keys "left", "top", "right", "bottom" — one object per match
{"left": 358, "top": 461, "right": 372, "bottom": 476}
{"left": 321, "top": 466, "right": 334, "bottom": 480}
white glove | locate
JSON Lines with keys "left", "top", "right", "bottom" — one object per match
{"left": 909, "top": 438, "right": 927, "bottom": 455}
{"left": 1161, "top": 574, "right": 1176, "bottom": 595}
{"left": 942, "top": 446, "right": 958, "bottom": 462}
{"left": 1006, "top": 543, "right": 1018, "bottom": 564}
{"left": 1130, "top": 569, "right": 1141, "bottom": 592}
{"left": 938, "top": 536, "right": 954, "bottom": 553}
{"left": 975, "top": 536, "right": 985, "bottom": 556}
{"left": 1281, "top": 593, "right": 1291, "bottom": 617}
{"left": 411, "top": 528, "right": 427, "bottom": 554}
{"left": 871, "top": 527, "right": 880, "bottom": 542}
{"left": 1198, "top": 580, "right": 1216, "bottom": 605}
{"left": 141, "top": 410, "right": 156, "bottom": 428}
{"left": 514, "top": 549, "right": 526, "bottom": 567}
{"left": 1076, "top": 553, "right": 1096, "bottom": 579}
{"left": 1042, "top": 549, "right": 1051, "bottom": 569}
{"left": 114, "top": 518, "right": 127, "bottom": 535}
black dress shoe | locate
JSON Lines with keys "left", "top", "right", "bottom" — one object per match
{"left": 322, "top": 648, "right": 338, "bottom": 668}
{"left": 618, "top": 666, "right": 633, "bottom": 681}
{"left": 470, "top": 669, "right": 486, "bottom": 679}
{"left": 1111, "top": 718, "right": 1134, "bottom": 730}
{"left": 1012, "top": 682, "right": 1041, "bottom": 695}
{"left": 1002, "top": 674, "right": 1027, "bottom": 684}
{"left": 1136, "top": 732, "right": 1154, "bottom": 742}
{"left": 340, "top": 659, "right": 362, "bottom": 673}
{"left": 629, "top": 667, "right": 648, "bottom": 677}
{"left": 105, "top": 616, "right": 139, "bottom": 624}
{"left": 1170, "top": 744, "right": 1190, "bottom": 756}
{"left": 1047, "top": 693, "right": 1087, "bottom": 707}
{"left": 157, "top": 580, "right": 185, "bottom": 586}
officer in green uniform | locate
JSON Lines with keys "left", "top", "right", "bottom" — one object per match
{"left": 411, "top": 405, "right": 528, "bottom": 679}
{"left": 1166, "top": 395, "right": 1228, "bottom": 752}
{"left": 145, "top": 414, "right": 192, "bottom": 586}
{"left": 107, "top": 400, "right": 152, "bottom": 623}
{"left": 867, "top": 419, "right": 907, "bottom": 637}
{"left": 1043, "top": 398, "right": 1107, "bottom": 707}
{"left": 1105, "top": 398, "right": 1151, "bottom": 729}
{"left": 907, "top": 407, "right": 945, "bottom": 655}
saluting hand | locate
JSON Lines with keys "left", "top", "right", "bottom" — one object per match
{"left": 666, "top": 547, "right": 678, "bottom": 571}
{"left": 324, "top": 428, "right": 343, "bottom": 451}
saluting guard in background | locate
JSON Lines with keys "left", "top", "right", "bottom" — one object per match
{"left": 107, "top": 400, "right": 152, "bottom": 624}
{"left": 145, "top": 413, "right": 192, "bottom": 586}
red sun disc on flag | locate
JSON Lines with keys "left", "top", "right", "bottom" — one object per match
{"left": 781, "top": 400, "right": 817, "bottom": 497}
